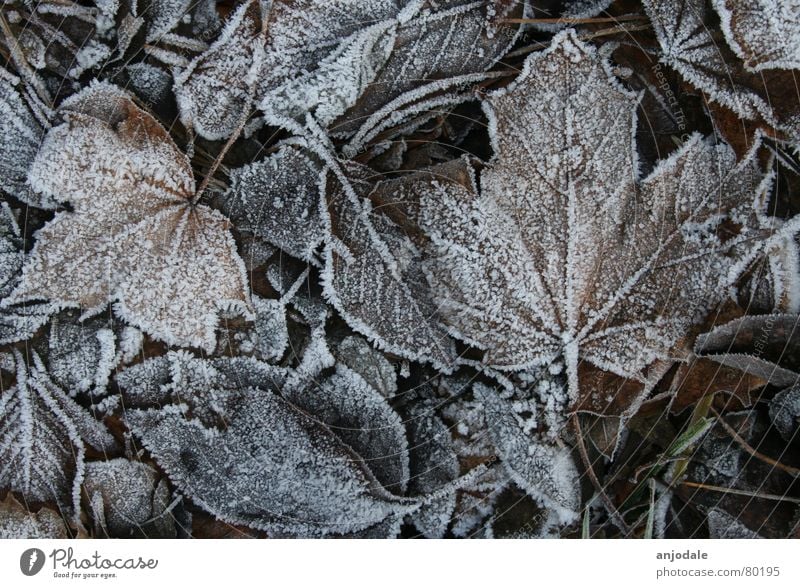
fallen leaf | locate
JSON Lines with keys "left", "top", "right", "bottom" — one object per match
{"left": 322, "top": 162, "right": 456, "bottom": 371}
{"left": 83, "top": 458, "right": 180, "bottom": 538}
{"left": 0, "top": 203, "right": 52, "bottom": 344}
{"left": 378, "top": 31, "right": 773, "bottom": 403}
{"left": 712, "top": 0, "right": 800, "bottom": 72}
{"left": 0, "top": 494, "right": 70, "bottom": 538}
{"left": 127, "top": 387, "right": 417, "bottom": 537}
{"left": 5, "top": 81, "right": 252, "bottom": 352}
{"left": 0, "top": 351, "right": 117, "bottom": 514}
{"left": 478, "top": 382, "right": 581, "bottom": 522}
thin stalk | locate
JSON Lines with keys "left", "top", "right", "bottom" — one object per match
{"left": 681, "top": 481, "right": 800, "bottom": 504}
{"left": 500, "top": 15, "right": 648, "bottom": 25}
{"left": 572, "top": 414, "right": 631, "bottom": 535}
{"left": 710, "top": 406, "right": 800, "bottom": 478}
{"left": 193, "top": 112, "right": 251, "bottom": 204}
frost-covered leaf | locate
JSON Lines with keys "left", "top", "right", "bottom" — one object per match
{"left": 48, "top": 315, "right": 116, "bottom": 396}
{"left": 712, "top": 0, "right": 800, "bottom": 72}
{"left": 580, "top": 413, "right": 623, "bottom": 461}
{"left": 4, "top": 82, "right": 252, "bottom": 352}
{"left": 248, "top": 296, "right": 290, "bottom": 361}
{"left": 695, "top": 314, "right": 800, "bottom": 388}
{"left": 145, "top": 0, "right": 193, "bottom": 42}
{"left": 172, "top": 0, "right": 265, "bottom": 140}
{"left": 284, "top": 364, "right": 409, "bottom": 493}
{"left": 125, "top": 63, "right": 173, "bottom": 105}
{"left": 693, "top": 411, "right": 757, "bottom": 483}
{"left": 449, "top": 464, "right": 507, "bottom": 538}
{"left": 707, "top": 508, "right": 762, "bottom": 538}
{"left": 0, "top": 203, "right": 52, "bottom": 344}
{"left": 282, "top": 319, "right": 336, "bottom": 393}
{"left": 331, "top": 0, "right": 521, "bottom": 136}
{"left": 175, "top": 0, "right": 414, "bottom": 139}
{"left": 404, "top": 402, "right": 460, "bottom": 538}
{"left": 6, "top": 1, "right": 119, "bottom": 82}
{"left": 385, "top": 31, "right": 771, "bottom": 399}
{"left": 769, "top": 384, "right": 800, "bottom": 441}
{"left": 127, "top": 387, "right": 417, "bottom": 537}
{"left": 0, "top": 494, "right": 70, "bottom": 538}
{"left": 477, "top": 383, "right": 580, "bottom": 522}
{"left": 116, "top": 351, "right": 287, "bottom": 421}
{"left": 334, "top": 335, "right": 397, "bottom": 398}
{"left": 0, "top": 67, "right": 51, "bottom": 208}
{"left": 0, "top": 351, "right": 117, "bottom": 514}
{"left": 322, "top": 163, "right": 456, "bottom": 371}
{"left": 224, "top": 145, "right": 325, "bottom": 263}
{"left": 643, "top": 0, "right": 799, "bottom": 138}
{"left": 83, "top": 458, "right": 179, "bottom": 538}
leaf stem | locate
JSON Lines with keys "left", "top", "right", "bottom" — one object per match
{"left": 572, "top": 414, "right": 631, "bottom": 535}
{"left": 193, "top": 111, "right": 252, "bottom": 204}
{"left": 709, "top": 406, "right": 800, "bottom": 478}
{"left": 500, "top": 15, "right": 648, "bottom": 25}
{"left": 681, "top": 481, "right": 800, "bottom": 504}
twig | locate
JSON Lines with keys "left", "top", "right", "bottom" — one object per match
{"left": 681, "top": 481, "right": 800, "bottom": 504}
{"left": 581, "top": 24, "right": 652, "bottom": 41}
{"left": 500, "top": 15, "right": 648, "bottom": 25}
{"left": 193, "top": 112, "right": 252, "bottom": 203}
{"left": 572, "top": 414, "right": 631, "bottom": 535}
{"left": 710, "top": 407, "right": 800, "bottom": 478}
{"left": 506, "top": 24, "right": 651, "bottom": 59}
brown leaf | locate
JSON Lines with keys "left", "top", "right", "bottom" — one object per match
{"left": 370, "top": 31, "right": 772, "bottom": 406}
{"left": 5, "top": 82, "right": 252, "bottom": 352}
{"left": 0, "top": 494, "right": 70, "bottom": 538}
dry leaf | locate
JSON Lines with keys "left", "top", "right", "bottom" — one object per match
{"left": 643, "top": 0, "right": 800, "bottom": 141}
{"left": 712, "top": 0, "right": 800, "bottom": 72}
{"left": 0, "top": 351, "right": 117, "bottom": 514}
{"left": 376, "top": 31, "right": 773, "bottom": 402}
{"left": 322, "top": 162, "right": 456, "bottom": 371}
{"left": 0, "top": 494, "right": 70, "bottom": 538}
{"left": 4, "top": 82, "right": 252, "bottom": 352}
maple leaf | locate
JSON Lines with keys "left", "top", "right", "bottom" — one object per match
{"left": 4, "top": 82, "right": 252, "bottom": 352}
{"left": 712, "top": 0, "right": 800, "bottom": 72}
{"left": 0, "top": 351, "right": 117, "bottom": 515}
{"left": 374, "top": 30, "right": 775, "bottom": 398}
